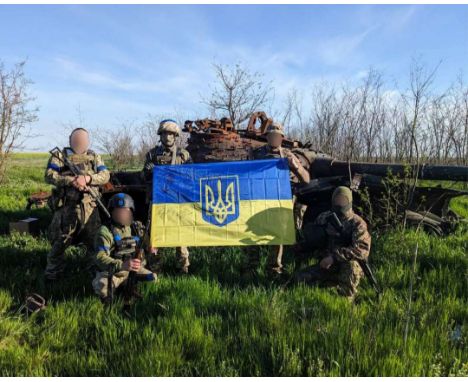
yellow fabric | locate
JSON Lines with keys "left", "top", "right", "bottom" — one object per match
{"left": 151, "top": 199, "right": 295, "bottom": 247}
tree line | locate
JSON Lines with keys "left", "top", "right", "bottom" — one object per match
{"left": 0, "top": 59, "right": 467, "bottom": 181}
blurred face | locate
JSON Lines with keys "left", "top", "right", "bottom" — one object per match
{"left": 112, "top": 207, "right": 133, "bottom": 226}
{"left": 161, "top": 132, "right": 176, "bottom": 147}
{"left": 267, "top": 132, "right": 283, "bottom": 148}
{"left": 70, "top": 130, "right": 90, "bottom": 154}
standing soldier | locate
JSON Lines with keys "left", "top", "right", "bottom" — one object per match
{"left": 243, "top": 122, "right": 310, "bottom": 278}
{"left": 92, "top": 193, "right": 156, "bottom": 304}
{"left": 44, "top": 128, "right": 110, "bottom": 281}
{"left": 294, "top": 186, "right": 372, "bottom": 299}
{"left": 142, "top": 119, "right": 192, "bottom": 274}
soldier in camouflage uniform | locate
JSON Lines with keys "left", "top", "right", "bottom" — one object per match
{"left": 243, "top": 122, "right": 310, "bottom": 277}
{"left": 92, "top": 193, "right": 156, "bottom": 303}
{"left": 44, "top": 128, "right": 110, "bottom": 280}
{"left": 142, "top": 119, "right": 192, "bottom": 273}
{"left": 294, "top": 186, "right": 371, "bottom": 298}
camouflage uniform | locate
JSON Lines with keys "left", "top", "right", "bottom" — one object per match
{"left": 44, "top": 147, "right": 110, "bottom": 280}
{"left": 142, "top": 122, "right": 192, "bottom": 273}
{"left": 92, "top": 221, "right": 156, "bottom": 299}
{"left": 243, "top": 131, "right": 310, "bottom": 275}
{"left": 295, "top": 209, "right": 371, "bottom": 297}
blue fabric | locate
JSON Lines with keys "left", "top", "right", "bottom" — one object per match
{"left": 97, "top": 165, "right": 107, "bottom": 172}
{"left": 160, "top": 118, "right": 177, "bottom": 124}
{"left": 47, "top": 163, "right": 61, "bottom": 172}
{"left": 152, "top": 159, "right": 292, "bottom": 204}
{"left": 143, "top": 273, "right": 155, "bottom": 281}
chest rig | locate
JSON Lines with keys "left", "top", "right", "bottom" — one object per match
{"left": 60, "top": 148, "right": 98, "bottom": 176}
{"left": 152, "top": 146, "right": 181, "bottom": 165}
{"left": 59, "top": 148, "right": 98, "bottom": 202}
{"left": 110, "top": 225, "right": 141, "bottom": 261}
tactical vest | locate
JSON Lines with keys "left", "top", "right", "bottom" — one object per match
{"left": 60, "top": 148, "right": 97, "bottom": 173}
{"left": 109, "top": 225, "right": 141, "bottom": 261}
{"left": 152, "top": 145, "right": 183, "bottom": 165}
{"left": 61, "top": 148, "right": 99, "bottom": 202}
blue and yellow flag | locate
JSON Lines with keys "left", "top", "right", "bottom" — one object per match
{"left": 150, "top": 158, "right": 296, "bottom": 247}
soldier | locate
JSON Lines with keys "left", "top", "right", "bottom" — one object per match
{"left": 294, "top": 186, "right": 371, "bottom": 299}
{"left": 44, "top": 128, "right": 110, "bottom": 281}
{"left": 92, "top": 193, "right": 156, "bottom": 303}
{"left": 243, "top": 122, "right": 310, "bottom": 277}
{"left": 142, "top": 119, "right": 192, "bottom": 274}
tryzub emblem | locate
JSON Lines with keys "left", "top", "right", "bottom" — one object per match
{"left": 201, "top": 176, "right": 239, "bottom": 227}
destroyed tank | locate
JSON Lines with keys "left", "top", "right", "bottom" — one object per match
{"left": 106, "top": 111, "right": 467, "bottom": 235}
{"left": 29, "top": 112, "right": 467, "bottom": 235}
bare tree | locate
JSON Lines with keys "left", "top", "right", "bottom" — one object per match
{"left": 136, "top": 115, "right": 160, "bottom": 162}
{"left": 203, "top": 63, "right": 273, "bottom": 128}
{"left": 0, "top": 61, "right": 38, "bottom": 183}
{"left": 402, "top": 58, "right": 440, "bottom": 163}
{"left": 92, "top": 122, "right": 137, "bottom": 170}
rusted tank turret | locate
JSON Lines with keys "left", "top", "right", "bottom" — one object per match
{"left": 183, "top": 111, "right": 467, "bottom": 181}
{"left": 183, "top": 111, "right": 317, "bottom": 162}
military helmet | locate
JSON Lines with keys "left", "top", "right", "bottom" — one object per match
{"left": 265, "top": 122, "right": 285, "bottom": 137}
{"left": 157, "top": 119, "right": 180, "bottom": 137}
{"left": 108, "top": 193, "right": 135, "bottom": 212}
{"left": 332, "top": 186, "right": 353, "bottom": 205}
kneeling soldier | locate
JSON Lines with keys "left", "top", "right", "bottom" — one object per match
{"left": 294, "top": 186, "right": 371, "bottom": 299}
{"left": 92, "top": 193, "right": 156, "bottom": 303}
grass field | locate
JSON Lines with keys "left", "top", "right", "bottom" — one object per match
{"left": 0, "top": 153, "right": 466, "bottom": 376}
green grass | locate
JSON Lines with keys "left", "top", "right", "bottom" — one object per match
{"left": 0, "top": 153, "right": 466, "bottom": 376}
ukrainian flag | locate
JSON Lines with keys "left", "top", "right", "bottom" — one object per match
{"left": 150, "top": 158, "right": 296, "bottom": 247}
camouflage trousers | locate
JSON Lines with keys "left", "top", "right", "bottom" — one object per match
{"left": 92, "top": 267, "right": 157, "bottom": 299}
{"left": 147, "top": 247, "right": 190, "bottom": 273}
{"left": 242, "top": 245, "right": 284, "bottom": 275}
{"left": 45, "top": 201, "right": 101, "bottom": 280}
{"left": 294, "top": 259, "right": 364, "bottom": 297}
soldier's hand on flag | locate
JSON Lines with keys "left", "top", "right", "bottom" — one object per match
{"left": 287, "top": 153, "right": 300, "bottom": 171}
{"left": 122, "top": 258, "right": 141, "bottom": 272}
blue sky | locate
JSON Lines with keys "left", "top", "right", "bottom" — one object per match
{"left": 0, "top": 5, "right": 466, "bottom": 151}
